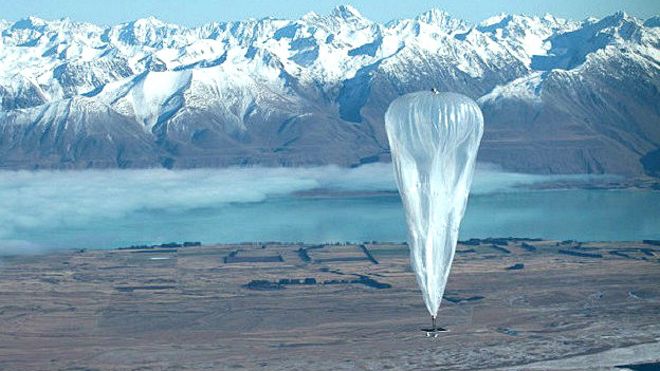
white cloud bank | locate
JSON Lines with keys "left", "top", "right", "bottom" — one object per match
{"left": 0, "top": 163, "right": 608, "bottom": 254}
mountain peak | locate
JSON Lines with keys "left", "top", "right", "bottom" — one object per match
{"left": 301, "top": 11, "right": 320, "bottom": 20}
{"left": 612, "top": 10, "right": 629, "bottom": 19}
{"left": 130, "top": 16, "right": 171, "bottom": 28}
{"left": 109, "top": 16, "right": 182, "bottom": 47}
{"left": 412, "top": 8, "right": 469, "bottom": 34}
{"left": 479, "top": 13, "right": 510, "bottom": 28}
{"left": 591, "top": 11, "right": 644, "bottom": 36}
{"left": 592, "top": 11, "right": 639, "bottom": 29}
{"left": 330, "top": 5, "right": 364, "bottom": 20}
{"left": 11, "top": 16, "right": 47, "bottom": 30}
{"left": 644, "top": 16, "right": 660, "bottom": 28}
{"left": 416, "top": 8, "right": 450, "bottom": 23}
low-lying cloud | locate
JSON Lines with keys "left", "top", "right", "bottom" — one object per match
{"left": 0, "top": 163, "right": 607, "bottom": 254}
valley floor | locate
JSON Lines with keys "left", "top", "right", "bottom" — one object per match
{"left": 0, "top": 239, "right": 658, "bottom": 370}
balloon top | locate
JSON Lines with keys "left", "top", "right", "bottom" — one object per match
{"left": 386, "top": 91, "right": 483, "bottom": 134}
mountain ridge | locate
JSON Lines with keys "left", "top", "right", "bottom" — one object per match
{"left": 0, "top": 6, "right": 658, "bottom": 175}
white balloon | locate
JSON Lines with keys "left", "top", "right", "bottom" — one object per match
{"left": 385, "top": 91, "right": 484, "bottom": 317}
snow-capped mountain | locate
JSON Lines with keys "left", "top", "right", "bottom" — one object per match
{"left": 0, "top": 6, "right": 658, "bottom": 175}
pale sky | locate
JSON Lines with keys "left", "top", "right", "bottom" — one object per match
{"left": 1, "top": 0, "right": 658, "bottom": 26}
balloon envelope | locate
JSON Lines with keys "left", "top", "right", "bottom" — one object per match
{"left": 385, "top": 91, "right": 484, "bottom": 316}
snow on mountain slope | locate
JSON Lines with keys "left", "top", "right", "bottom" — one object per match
{"left": 479, "top": 12, "right": 660, "bottom": 175}
{"left": 475, "top": 13, "right": 579, "bottom": 67}
{"left": 0, "top": 6, "right": 658, "bottom": 174}
{"left": 479, "top": 72, "right": 547, "bottom": 105}
{"left": 0, "top": 5, "right": 528, "bottom": 110}
{"left": 0, "top": 96, "right": 160, "bottom": 169}
{"left": 532, "top": 11, "right": 658, "bottom": 70}
{"left": 482, "top": 12, "right": 659, "bottom": 107}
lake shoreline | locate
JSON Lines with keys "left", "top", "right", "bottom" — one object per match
{"left": 4, "top": 237, "right": 659, "bottom": 259}
{"left": 525, "top": 176, "right": 660, "bottom": 191}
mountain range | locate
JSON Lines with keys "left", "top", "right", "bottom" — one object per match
{"left": 0, "top": 6, "right": 658, "bottom": 175}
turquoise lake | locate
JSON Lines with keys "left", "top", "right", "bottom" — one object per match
{"left": 0, "top": 164, "right": 658, "bottom": 252}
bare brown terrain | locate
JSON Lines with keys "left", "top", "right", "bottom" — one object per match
{"left": 0, "top": 239, "right": 659, "bottom": 370}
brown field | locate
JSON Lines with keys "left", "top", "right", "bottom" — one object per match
{"left": 0, "top": 239, "right": 659, "bottom": 370}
